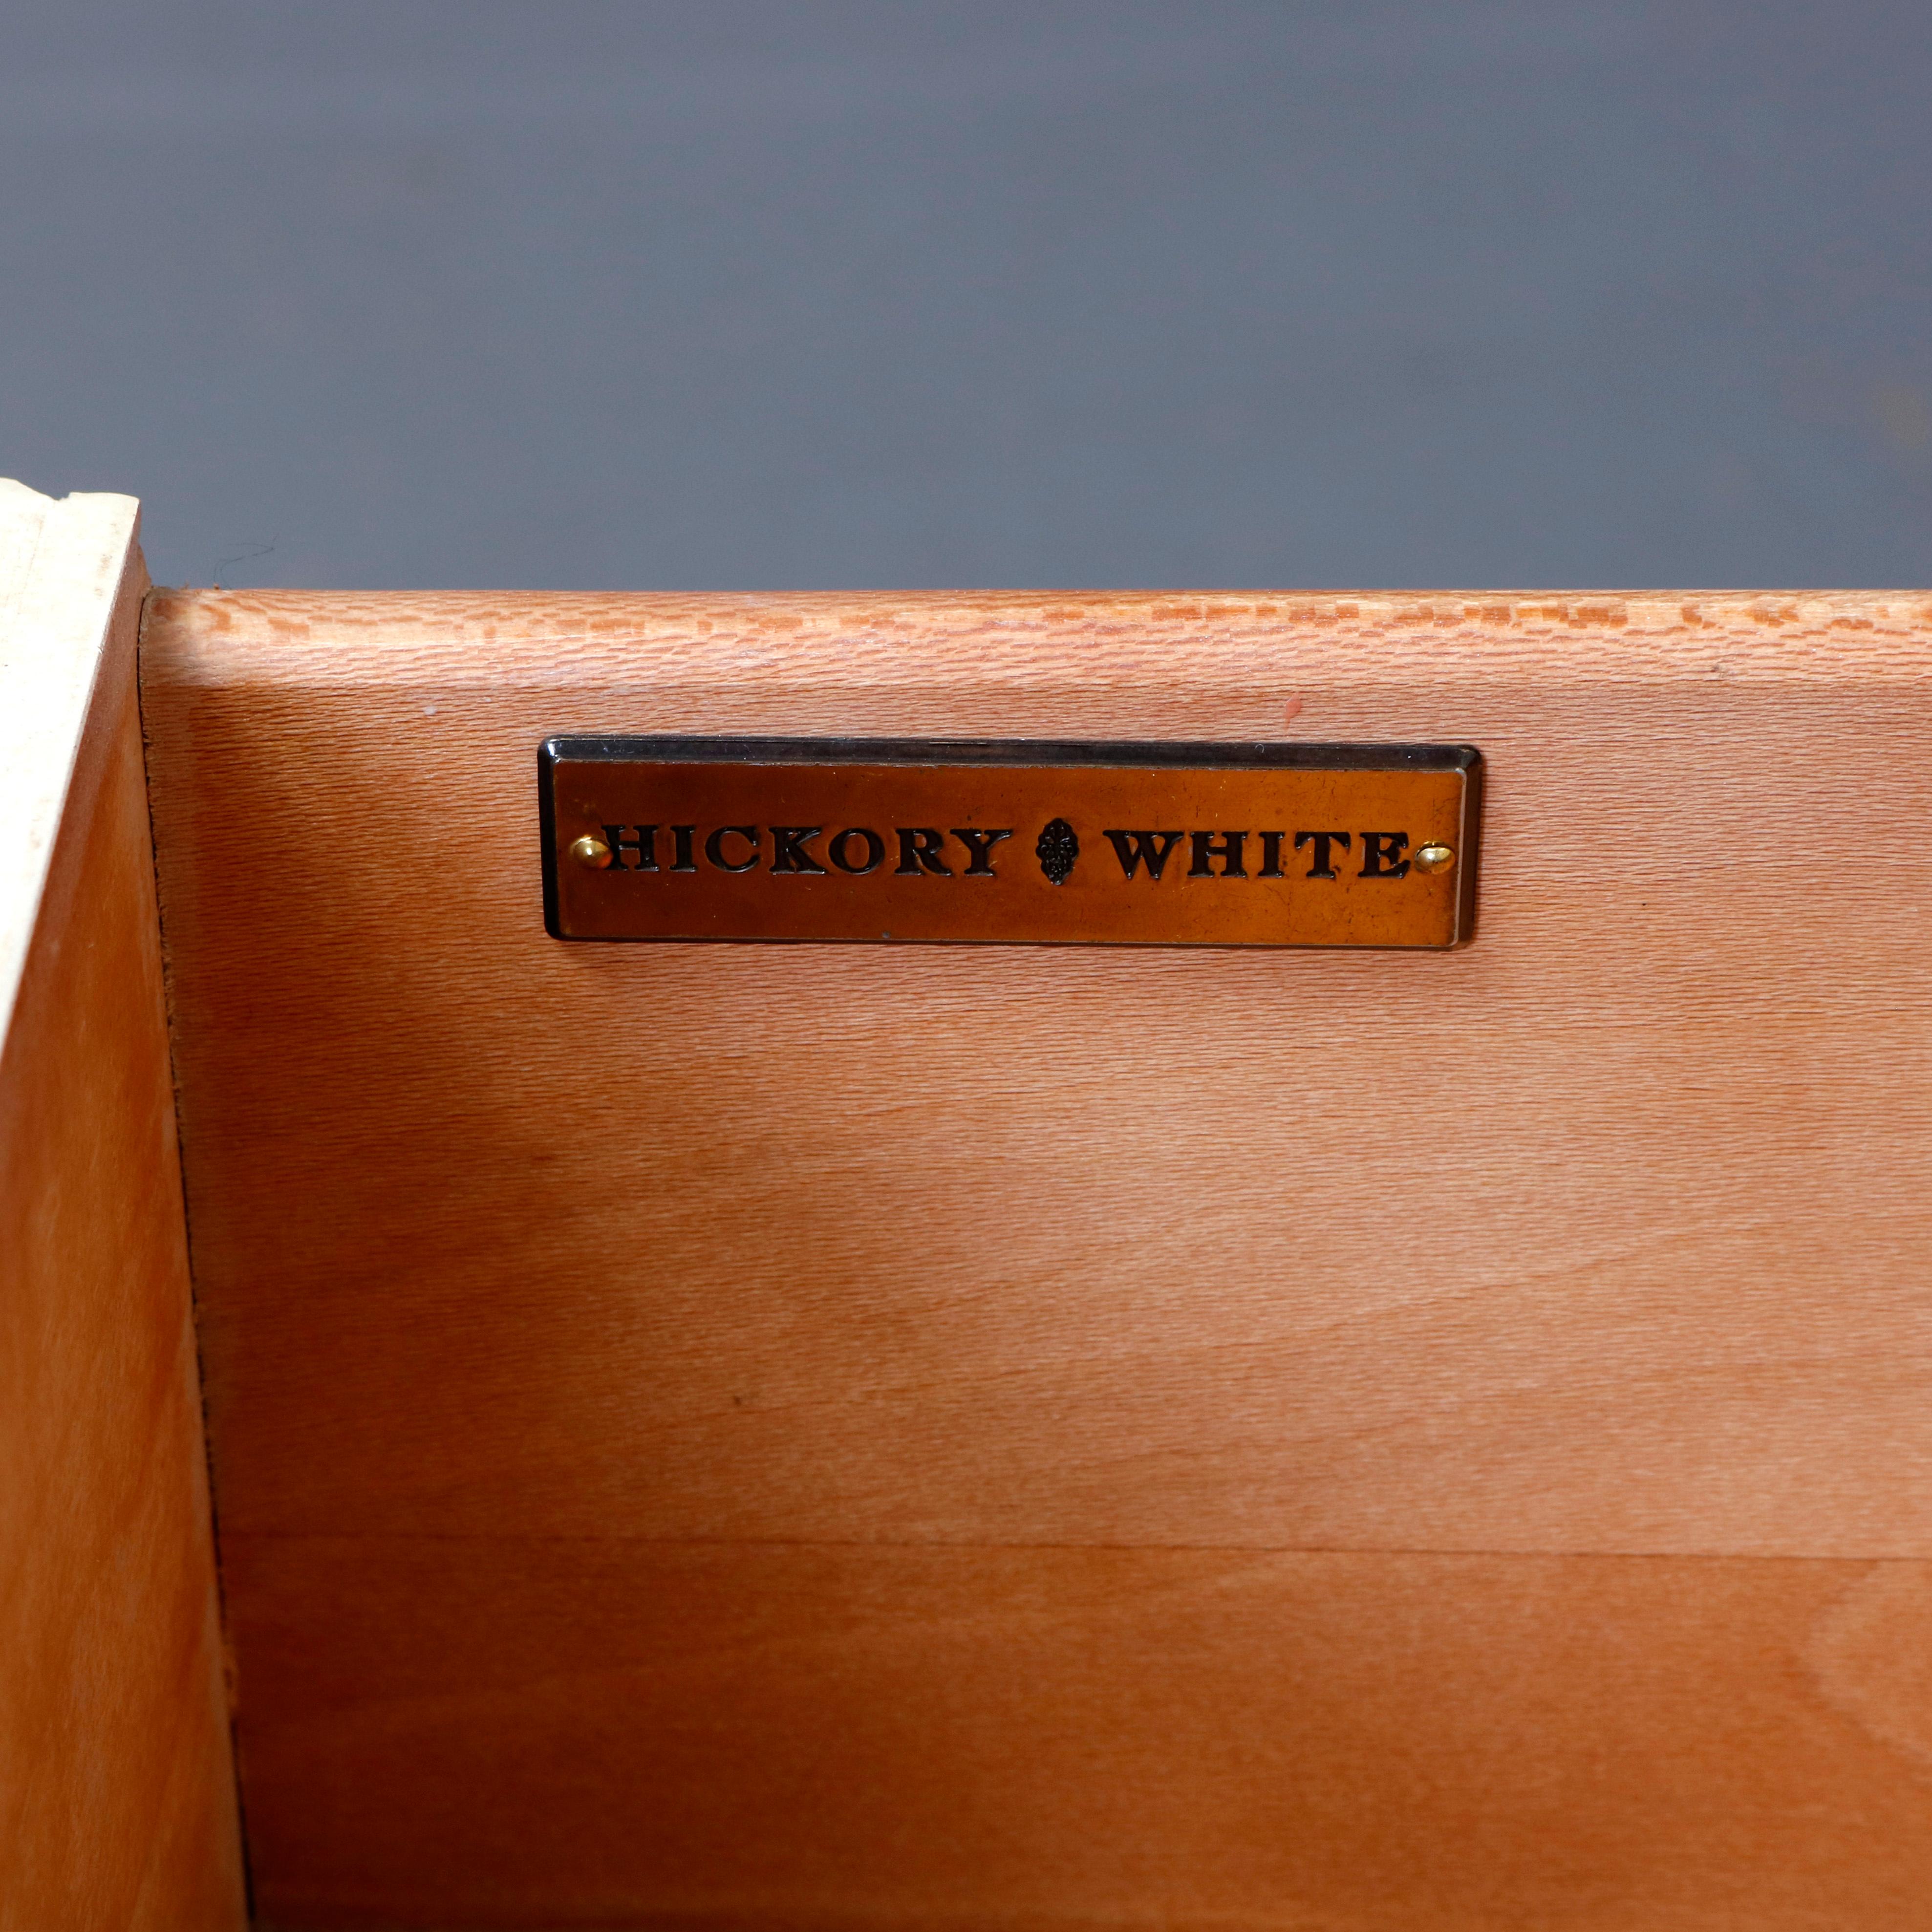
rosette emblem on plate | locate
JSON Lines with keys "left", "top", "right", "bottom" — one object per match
{"left": 1035, "top": 817, "right": 1079, "bottom": 885}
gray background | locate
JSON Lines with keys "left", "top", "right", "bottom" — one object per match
{"left": 5, "top": 1, "right": 1929, "bottom": 590}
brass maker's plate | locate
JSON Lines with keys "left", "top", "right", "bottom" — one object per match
{"left": 541, "top": 737, "right": 1481, "bottom": 949}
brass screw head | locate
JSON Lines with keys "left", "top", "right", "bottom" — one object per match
{"left": 1414, "top": 843, "right": 1455, "bottom": 873}
{"left": 569, "top": 834, "right": 613, "bottom": 870}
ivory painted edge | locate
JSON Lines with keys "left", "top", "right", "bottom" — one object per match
{"left": 0, "top": 479, "right": 144, "bottom": 1052}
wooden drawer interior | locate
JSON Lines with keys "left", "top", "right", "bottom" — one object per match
{"left": 6, "top": 485, "right": 1932, "bottom": 1928}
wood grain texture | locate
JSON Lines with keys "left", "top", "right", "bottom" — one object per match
{"left": 140, "top": 588, "right": 1932, "bottom": 1924}
{"left": 231, "top": 1539, "right": 1932, "bottom": 1931}
{"left": 0, "top": 499, "right": 244, "bottom": 1930}
{"left": 143, "top": 589, "right": 1932, "bottom": 1561}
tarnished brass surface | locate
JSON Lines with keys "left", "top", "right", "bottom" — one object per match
{"left": 541, "top": 737, "right": 1481, "bottom": 948}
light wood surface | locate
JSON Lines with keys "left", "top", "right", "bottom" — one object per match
{"left": 0, "top": 493, "right": 244, "bottom": 1930}
{"left": 140, "top": 587, "right": 1932, "bottom": 1924}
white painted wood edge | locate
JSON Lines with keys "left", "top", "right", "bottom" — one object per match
{"left": 0, "top": 478, "right": 144, "bottom": 1055}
